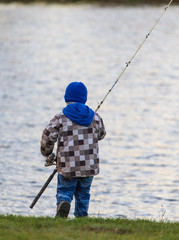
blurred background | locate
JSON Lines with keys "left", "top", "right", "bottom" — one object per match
{"left": 0, "top": 2, "right": 178, "bottom": 220}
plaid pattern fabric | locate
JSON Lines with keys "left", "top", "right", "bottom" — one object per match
{"left": 41, "top": 112, "right": 106, "bottom": 178}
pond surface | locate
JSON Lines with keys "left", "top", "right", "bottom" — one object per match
{"left": 0, "top": 3, "right": 179, "bottom": 221}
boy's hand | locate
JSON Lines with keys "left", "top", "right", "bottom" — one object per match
{"left": 44, "top": 153, "right": 56, "bottom": 167}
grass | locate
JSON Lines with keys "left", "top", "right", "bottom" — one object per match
{"left": 0, "top": 215, "right": 179, "bottom": 240}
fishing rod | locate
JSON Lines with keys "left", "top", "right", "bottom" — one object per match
{"left": 30, "top": 154, "right": 57, "bottom": 209}
{"left": 30, "top": 0, "right": 173, "bottom": 209}
{"left": 95, "top": 0, "right": 173, "bottom": 112}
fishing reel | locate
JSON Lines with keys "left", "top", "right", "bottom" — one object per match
{"left": 45, "top": 153, "right": 57, "bottom": 167}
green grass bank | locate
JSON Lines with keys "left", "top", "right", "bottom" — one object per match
{"left": 0, "top": 215, "right": 179, "bottom": 240}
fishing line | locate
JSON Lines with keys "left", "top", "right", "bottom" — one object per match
{"left": 95, "top": 0, "right": 173, "bottom": 113}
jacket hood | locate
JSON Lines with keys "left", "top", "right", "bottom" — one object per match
{"left": 63, "top": 103, "right": 94, "bottom": 127}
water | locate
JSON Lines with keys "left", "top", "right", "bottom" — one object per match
{"left": 0, "top": 3, "right": 179, "bottom": 221}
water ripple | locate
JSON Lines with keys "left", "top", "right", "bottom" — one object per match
{"left": 0, "top": 3, "right": 178, "bottom": 221}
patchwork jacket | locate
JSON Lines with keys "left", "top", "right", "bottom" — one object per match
{"left": 40, "top": 112, "right": 106, "bottom": 178}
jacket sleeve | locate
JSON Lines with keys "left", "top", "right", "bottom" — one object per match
{"left": 40, "top": 115, "right": 60, "bottom": 156}
{"left": 98, "top": 116, "right": 106, "bottom": 141}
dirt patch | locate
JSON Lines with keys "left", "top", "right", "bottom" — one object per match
{"left": 85, "top": 226, "right": 132, "bottom": 235}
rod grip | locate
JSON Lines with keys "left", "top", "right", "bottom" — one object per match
{"left": 29, "top": 168, "right": 57, "bottom": 209}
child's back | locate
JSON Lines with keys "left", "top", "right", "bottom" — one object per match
{"left": 40, "top": 82, "right": 106, "bottom": 218}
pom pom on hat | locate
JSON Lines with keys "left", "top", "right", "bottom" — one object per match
{"left": 64, "top": 82, "right": 87, "bottom": 104}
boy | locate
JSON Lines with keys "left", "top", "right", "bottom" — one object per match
{"left": 40, "top": 82, "right": 106, "bottom": 218}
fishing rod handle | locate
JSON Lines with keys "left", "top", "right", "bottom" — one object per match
{"left": 29, "top": 168, "right": 57, "bottom": 209}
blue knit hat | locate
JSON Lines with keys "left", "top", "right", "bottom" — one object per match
{"left": 64, "top": 82, "right": 87, "bottom": 104}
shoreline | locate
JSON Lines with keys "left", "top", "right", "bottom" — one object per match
{"left": 0, "top": 0, "right": 178, "bottom": 5}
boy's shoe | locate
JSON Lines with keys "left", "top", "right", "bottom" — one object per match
{"left": 56, "top": 201, "right": 70, "bottom": 218}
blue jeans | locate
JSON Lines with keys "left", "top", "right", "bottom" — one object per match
{"left": 56, "top": 174, "right": 93, "bottom": 217}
